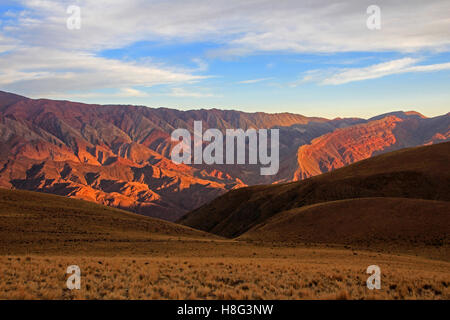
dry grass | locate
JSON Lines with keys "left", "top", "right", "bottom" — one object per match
{"left": 0, "top": 188, "right": 448, "bottom": 300}
{"left": 1, "top": 244, "right": 449, "bottom": 300}
{"left": 0, "top": 188, "right": 218, "bottom": 257}
{"left": 239, "top": 198, "right": 450, "bottom": 258}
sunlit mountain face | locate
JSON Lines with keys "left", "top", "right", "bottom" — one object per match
{"left": 0, "top": 91, "right": 448, "bottom": 220}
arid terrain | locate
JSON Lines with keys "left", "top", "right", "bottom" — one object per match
{"left": 0, "top": 185, "right": 448, "bottom": 300}
{"left": 1, "top": 250, "right": 449, "bottom": 300}
{"left": 1, "top": 91, "right": 448, "bottom": 221}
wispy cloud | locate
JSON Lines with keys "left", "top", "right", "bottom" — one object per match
{"left": 168, "top": 87, "right": 219, "bottom": 98}
{"left": 0, "top": 47, "right": 205, "bottom": 95}
{"left": 238, "top": 77, "right": 273, "bottom": 84}
{"left": 117, "top": 88, "right": 150, "bottom": 97}
{"left": 296, "top": 58, "right": 450, "bottom": 85}
{"left": 191, "top": 58, "right": 209, "bottom": 72}
{"left": 47, "top": 88, "right": 150, "bottom": 100}
{"left": 0, "top": 34, "right": 17, "bottom": 53}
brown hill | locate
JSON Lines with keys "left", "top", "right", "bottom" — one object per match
{"left": 238, "top": 198, "right": 450, "bottom": 249}
{"left": 0, "top": 188, "right": 217, "bottom": 255}
{"left": 179, "top": 142, "right": 450, "bottom": 238}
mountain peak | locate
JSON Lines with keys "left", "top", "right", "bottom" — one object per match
{"left": 369, "top": 110, "right": 426, "bottom": 121}
{"left": 0, "top": 91, "right": 28, "bottom": 109}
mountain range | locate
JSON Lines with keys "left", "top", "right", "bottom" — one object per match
{"left": 0, "top": 90, "right": 448, "bottom": 220}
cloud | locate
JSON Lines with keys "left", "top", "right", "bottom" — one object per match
{"left": 320, "top": 58, "right": 450, "bottom": 85}
{"left": 0, "top": 1, "right": 216, "bottom": 96}
{"left": 205, "top": 0, "right": 450, "bottom": 57}
{"left": 168, "top": 87, "right": 219, "bottom": 98}
{"left": 0, "top": 34, "right": 18, "bottom": 53}
{"left": 45, "top": 88, "right": 150, "bottom": 101}
{"left": 294, "top": 58, "right": 450, "bottom": 86}
{"left": 0, "top": 47, "right": 205, "bottom": 95}
{"left": 2, "top": 0, "right": 450, "bottom": 96}
{"left": 7, "top": 1, "right": 450, "bottom": 54}
{"left": 118, "top": 88, "right": 149, "bottom": 97}
{"left": 191, "top": 58, "right": 209, "bottom": 72}
{"left": 238, "top": 77, "right": 273, "bottom": 84}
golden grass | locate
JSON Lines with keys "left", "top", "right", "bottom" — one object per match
{"left": 0, "top": 188, "right": 448, "bottom": 300}
{"left": 1, "top": 244, "right": 449, "bottom": 300}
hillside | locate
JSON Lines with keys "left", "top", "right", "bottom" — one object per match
{"left": 0, "top": 91, "right": 351, "bottom": 220}
{"left": 239, "top": 198, "right": 450, "bottom": 249}
{"left": 0, "top": 90, "right": 448, "bottom": 221}
{"left": 293, "top": 113, "right": 449, "bottom": 180}
{"left": 0, "top": 188, "right": 217, "bottom": 255}
{"left": 179, "top": 142, "right": 450, "bottom": 238}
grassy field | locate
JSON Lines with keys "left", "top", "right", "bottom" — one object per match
{"left": 0, "top": 189, "right": 449, "bottom": 300}
{"left": 1, "top": 244, "right": 449, "bottom": 300}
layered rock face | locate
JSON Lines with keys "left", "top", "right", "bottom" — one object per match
{"left": 293, "top": 113, "right": 449, "bottom": 180}
{"left": 0, "top": 91, "right": 448, "bottom": 220}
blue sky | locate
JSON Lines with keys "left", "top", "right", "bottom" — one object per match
{"left": 0, "top": 0, "right": 449, "bottom": 118}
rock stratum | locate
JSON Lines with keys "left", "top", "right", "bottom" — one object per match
{"left": 0, "top": 90, "right": 448, "bottom": 220}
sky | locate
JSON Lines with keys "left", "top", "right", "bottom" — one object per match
{"left": 0, "top": 0, "right": 449, "bottom": 119}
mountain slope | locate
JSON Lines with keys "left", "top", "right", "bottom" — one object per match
{"left": 238, "top": 198, "right": 450, "bottom": 249}
{"left": 179, "top": 142, "right": 450, "bottom": 238}
{"left": 0, "top": 91, "right": 359, "bottom": 219}
{"left": 0, "top": 90, "right": 448, "bottom": 221}
{"left": 293, "top": 113, "right": 449, "bottom": 180}
{"left": 0, "top": 188, "right": 217, "bottom": 255}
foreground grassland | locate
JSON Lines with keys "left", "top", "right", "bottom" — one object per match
{"left": 0, "top": 189, "right": 448, "bottom": 300}
{"left": 1, "top": 242, "right": 449, "bottom": 300}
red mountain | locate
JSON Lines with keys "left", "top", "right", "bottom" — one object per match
{"left": 0, "top": 91, "right": 448, "bottom": 220}
{"left": 293, "top": 113, "right": 449, "bottom": 180}
{"left": 0, "top": 91, "right": 340, "bottom": 220}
